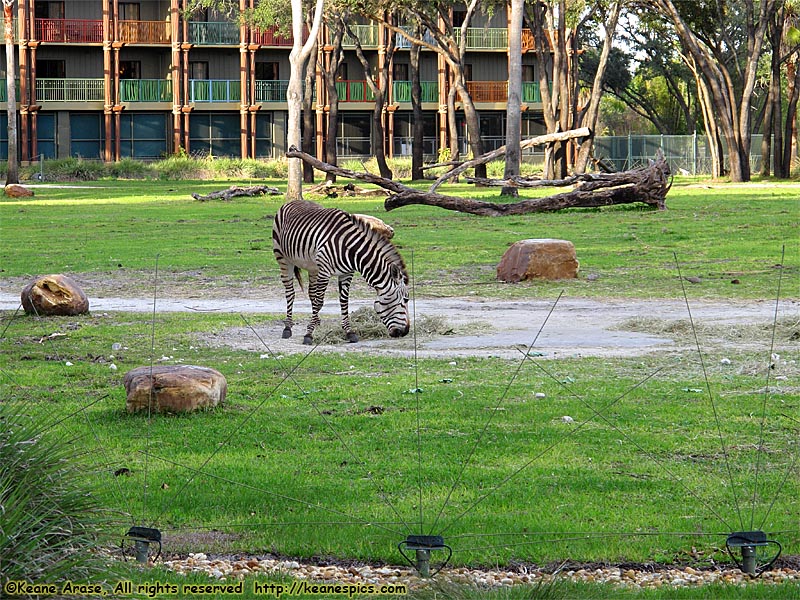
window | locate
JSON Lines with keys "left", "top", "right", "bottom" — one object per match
{"left": 120, "top": 113, "right": 168, "bottom": 158}
{"left": 393, "top": 63, "right": 409, "bottom": 81}
{"left": 453, "top": 10, "right": 467, "bottom": 27}
{"left": 37, "top": 60, "right": 66, "bottom": 78}
{"left": 70, "top": 113, "right": 102, "bottom": 159}
{"left": 255, "top": 62, "right": 279, "bottom": 80}
{"left": 336, "top": 63, "right": 348, "bottom": 81}
{"left": 119, "top": 3, "right": 140, "bottom": 20}
{"left": 119, "top": 61, "right": 141, "bottom": 80}
{"left": 463, "top": 64, "right": 473, "bottom": 81}
{"left": 522, "top": 65, "right": 535, "bottom": 82}
{"left": 35, "top": 2, "right": 65, "bottom": 19}
{"left": 189, "top": 62, "right": 209, "bottom": 80}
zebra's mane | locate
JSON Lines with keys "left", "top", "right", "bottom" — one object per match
{"left": 346, "top": 211, "right": 408, "bottom": 280}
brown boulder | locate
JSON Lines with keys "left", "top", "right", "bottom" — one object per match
{"left": 124, "top": 365, "right": 227, "bottom": 414}
{"left": 5, "top": 184, "right": 34, "bottom": 198}
{"left": 497, "top": 239, "right": 579, "bottom": 282}
{"left": 21, "top": 274, "right": 90, "bottom": 316}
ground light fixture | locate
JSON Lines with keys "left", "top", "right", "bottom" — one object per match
{"left": 122, "top": 526, "right": 162, "bottom": 563}
{"left": 398, "top": 535, "right": 452, "bottom": 577}
{"left": 725, "top": 531, "right": 781, "bottom": 576}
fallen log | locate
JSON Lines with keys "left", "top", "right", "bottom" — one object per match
{"left": 191, "top": 185, "right": 281, "bottom": 201}
{"left": 285, "top": 146, "right": 671, "bottom": 215}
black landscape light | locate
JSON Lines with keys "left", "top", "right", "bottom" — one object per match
{"left": 122, "top": 526, "right": 162, "bottom": 563}
{"left": 398, "top": 534, "right": 452, "bottom": 577}
{"left": 725, "top": 530, "right": 781, "bottom": 576}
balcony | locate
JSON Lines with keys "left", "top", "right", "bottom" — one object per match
{"left": 395, "top": 27, "right": 436, "bottom": 49}
{"left": 35, "top": 19, "right": 103, "bottom": 43}
{"left": 522, "top": 81, "right": 541, "bottom": 103}
{"left": 188, "top": 21, "right": 240, "bottom": 45}
{"left": 255, "top": 80, "right": 289, "bottom": 102}
{"left": 252, "top": 27, "right": 296, "bottom": 46}
{"left": 120, "top": 79, "right": 172, "bottom": 102}
{"left": 335, "top": 80, "right": 375, "bottom": 102}
{"left": 36, "top": 78, "right": 105, "bottom": 102}
{"left": 465, "top": 80, "right": 507, "bottom": 102}
{"left": 453, "top": 27, "right": 508, "bottom": 50}
{"left": 119, "top": 20, "right": 171, "bottom": 44}
{"left": 342, "top": 24, "right": 378, "bottom": 48}
{"left": 391, "top": 81, "right": 438, "bottom": 103}
{"left": 189, "top": 79, "right": 241, "bottom": 102}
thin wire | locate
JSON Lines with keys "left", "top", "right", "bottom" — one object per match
{"left": 411, "top": 250, "right": 424, "bottom": 535}
{"left": 142, "top": 254, "right": 160, "bottom": 523}
{"left": 674, "top": 252, "right": 744, "bottom": 532}
{"left": 428, "top": 291, "right": 564, "bottom": 536}
{"left": 751, "top": 245, "right": 785, "bottom": 530}
{"left": 240, "top": 315, "right": 415, "bottom": 534}
{"left": 146, "top": 452, "right": 405, "bottom": 537}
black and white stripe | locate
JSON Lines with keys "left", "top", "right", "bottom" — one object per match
{"left": 272, "top": 200, "right": 410, "bottom": 345}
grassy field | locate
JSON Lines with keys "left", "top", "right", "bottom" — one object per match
{"left": 1, "top": 177, "right": 798, "bottom": 597}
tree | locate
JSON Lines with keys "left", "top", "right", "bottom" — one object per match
{"left": 4, "top": 0, "right": 18, "bottom": 185}
{"left": 319, "top": 15, "right": 346, "bottom": 183}
{"left": 649, "top": 0, "right": 777, "bottom": 182}
{"left": 502, "top": 0, "right": 523, "bottom": 196}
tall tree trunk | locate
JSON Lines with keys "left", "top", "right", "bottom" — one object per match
{"left": 760, "top": 84, "right": 774, "bottom": 177}
{"left": 321, "top": 19, "right": 346, "bottom": 183}
{"left": 286, "top": 0, "right": 324, "bottom": 200}
{"left": 302, "top": 37, "right": 319, "bottom": 184}
{"left": 410, "top": 33, "right": 424, "bottom": 180}
{"left": 447, "top": 74, "right": 459, "bottom": 164}
{"left": 4, "top": 0, "right": 18, "bottom": 185}
{"left": 502, "top": 0, "right": 523, "bottom": 197}
{"left": 782, "top": 59, "right": 800, "bottom": 177}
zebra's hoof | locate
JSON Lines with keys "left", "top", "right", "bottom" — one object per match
{"left": 346, "top": 332, "right": 359, "bottom": 343}
{"left": 282, "top": 328, "right": 292, "bottom": 339}
{"left": 303, "top": 335, "right": 313, "bottom": 345}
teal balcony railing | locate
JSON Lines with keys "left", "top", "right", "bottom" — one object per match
{"left": 0, "top": 80, "right": 20, "bottom": 102}
{"left": 453, "top": 27, "right": 508, "bottom": 49}
{"left": 188, "top": 21, "right": 240, "bottom": 45}
{"left": 189, "top": 79, "right": 241, "bottom": 102}
{"left": 522, "top": 81, "right": 541, "bottom": 103}
{"left": 36, "top": 78, "right": 104, "bottom": 102}
{"left": 335, "top": 80, "right": 375, "bottom": 102}
{"left": 342, "top": 24, "right": 378, "bottom": 47}
{"left": 392, "top": 81, "right": 438, "bottom": 103}
{"left": 120, "top": 79, "right": 172, "bottom": 102}
{"left": 395, "top": 27, "right": 436, "bottom": 48}
{"left": 255, "top": 80, "right": 289, "bottom": 102}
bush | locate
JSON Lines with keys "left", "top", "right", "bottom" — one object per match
{"left": 43, "top": 157, "right": 106, "bottom": 181}
{"left": 0, "top": 403, "right": 118, "bottom": 588}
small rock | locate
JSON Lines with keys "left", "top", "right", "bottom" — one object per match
{"left": 560, "top": 415, "right": 574, "bottom": 423}
{"left": 720, "top": 358, "right": 731, "bottom": 365}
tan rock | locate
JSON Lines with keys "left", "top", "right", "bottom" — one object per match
{"left": 5, "top": 183, "right": 34, "bottom": 198}
{"left": 21, "top": 274, "right": 89, "bottom": 316}
{"left": 353, "top": 213, "right": 394, "bottom": 239}
{"left": 496, "top": 239, "right": 579, "bottom": 282}
{"left": 124, "top": 365, "right": 227, "bottom": 413}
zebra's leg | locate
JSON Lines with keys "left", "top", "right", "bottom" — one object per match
{"left": 278, "top": 265, "right": 296, "bottom": 339}
{"left": 338, "top": 274, "right": 358, "bottom": 343}
{"left": 304, "top": 273, "right": 328, "bottom": 345}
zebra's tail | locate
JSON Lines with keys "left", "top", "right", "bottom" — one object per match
{"left": 293, "top": 265, "right": 304, "bottom": 291}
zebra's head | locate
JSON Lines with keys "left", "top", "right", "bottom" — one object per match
{"left": 374, "top": 263, "right": 410, "bottom": 338}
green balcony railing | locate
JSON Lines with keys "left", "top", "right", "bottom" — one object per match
{"left": 188, "top": 21, "right": 240, "bottom": 45}
{"left": 522, "top": 81, "right": 541, "bottom": 103}
{"left": 36, "top": 78, "right": 104, "bottom": 102}
{"left": 392, "top": 81, "right": 438, "bottom": 103}
{"left": 453, "top": 27, "right": 508, "bottom": 49}
{"left": 189, "top": 79, "right": 241, "bottom": 102}
{"left": 0, "top": 80, "right": 20, "bottom": 102}
{"left": 255, "top": 80, "right": 289, "bottom": 102}
{"left": 120, "top": 79, "right": 172, "bottom": 102}
{"left": 342, "top": 24, "right": 378, "bottom": 47}
{"left": 335, "top": 80, "right": 375, "bottom": 102}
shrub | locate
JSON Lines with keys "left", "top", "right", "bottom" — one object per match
{"left": 0, "top": 403, "right": 118, "bottom": 587}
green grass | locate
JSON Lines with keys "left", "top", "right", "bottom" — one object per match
{"left": 1, "top": 176, "right": 798, "bottom": 598}
{"left": 0, "top": 178, "right": 797, "bottom": 300}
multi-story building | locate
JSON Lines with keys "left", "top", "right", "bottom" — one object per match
{"left": 1, "top": 1, "right": 549, "bottom": 163}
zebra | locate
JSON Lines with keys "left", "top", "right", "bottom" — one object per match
{"left": 272, "top": 199, "right": 410, "bottom": 345}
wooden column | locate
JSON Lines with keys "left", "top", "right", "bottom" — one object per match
{"left": 170, "top": 0, "right": 181, "bottom": 153}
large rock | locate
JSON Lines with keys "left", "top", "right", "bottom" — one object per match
{"left": 124, "top": 365, "right": 227, "bottom": 414}
{"left": 21, "top": 274, "right": 90, "bottom": 316}
{"left": 497, "top": 239, "right": 579, "bottom": 282}
{"left": 5, "top": 184, "right": 34, "bottom": 198}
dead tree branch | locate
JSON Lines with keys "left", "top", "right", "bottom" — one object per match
{"left": 192, "top": 185, "right": 281, "bottom": 201}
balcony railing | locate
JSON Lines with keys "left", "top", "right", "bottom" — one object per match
{"left": 35, "top": 18, "right": 103, "bottom": 43}
{"left": 37, "top": 78, "right": 105, "bottom": 102}
{"left": 395, "top": 27, "right": 436, "bottom": 48}
{"left": 120, "top": 20, "right": 171, "bottom": 44}
{"left": 255, "top": 80, "right": 289, "bottom": 102}
{"left": 393, "top": 136, "right": 438, "bottom": 157}
{"left": 342, "top": 24, "right": 378, "bottom": 47}
{"left": 335, "top": 80, "right": 375, "bottom": 102}
{"left": 188, "top": 21, "right": 240, "bottom": 45}
{"left": 0, "top": 80, "right": 20, "bottom": 103}
{"left": 466, "top": 80, "right": 507, "bottom": 102}
{"left": 392, "top": 81, "right": 438, "bottom": 103}
{"left": 252, "top": 27, "right": 296, "bottom": 46}
{"left": 453, "top": 27, "right": 508, "bottom": 49}
{"left": 120, "top": 79, "right": 172, "bottom": 102}
{"left": 189, "top": 79, "right": 241, "bottom": 102}
{"left": 522, "top": 81, "right": 541, "bottom": 103}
